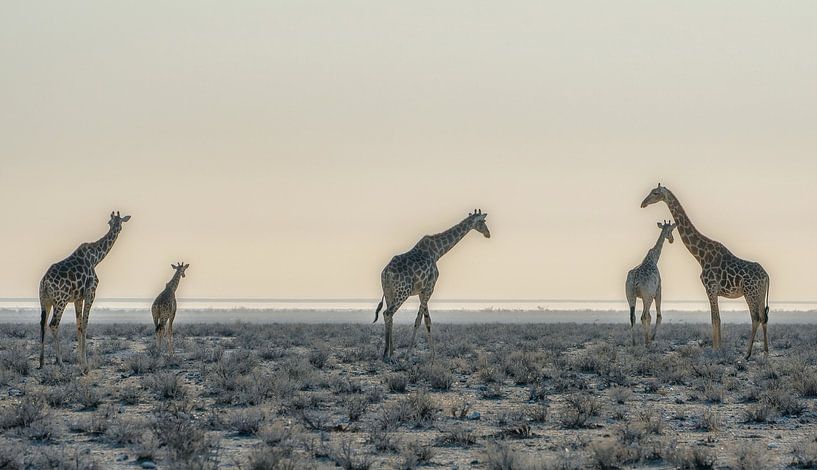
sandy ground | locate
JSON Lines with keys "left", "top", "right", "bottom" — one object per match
{"left": 0, "top": 321, "right": 816, "bottom": 469}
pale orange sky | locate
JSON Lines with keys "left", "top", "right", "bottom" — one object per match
{"left": 1, "top": 2, "right": 815, "bottom": 301}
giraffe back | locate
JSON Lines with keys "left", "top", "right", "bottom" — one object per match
{"left": 40, "top": 254, "right": 97, "bottom": 305}
{"left": 381, "top": 248, "right": 439, "bottom": 301}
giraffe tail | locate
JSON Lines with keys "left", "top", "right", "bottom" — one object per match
{"left": 373, "top": 295, "right": 385, "bottom": 323}
{"left": 40, "top": 308, "right": 47, "bottom": 343}
{"left": 763, "top": 277, "right": 770, "bottom": 324}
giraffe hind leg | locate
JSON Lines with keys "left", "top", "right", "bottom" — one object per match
{"left": 641, "top": 296, "right": 653, "bottom": 346}
{"left": 652, "top": 284, "right": 663, "bottom": 341}
{"left": 49, "top": 303, "right": 67, "bottom": 366}
{"left": 39, "top": 300, "right": 52, "bottom": 369}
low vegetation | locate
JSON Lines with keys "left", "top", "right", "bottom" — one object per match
{"left": 0, "top": 321, "right": 815, "bottom": 468}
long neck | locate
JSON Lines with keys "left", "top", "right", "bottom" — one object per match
{"left": 417, "top": 218, "right": 473, "bottom": 261}
{"left": 643, "top": 232, "right": 667, "bottom": 265}
{"left": 663, "top": 189, "right": 712, "bottom": 265}
{"left": 165, "top": 271, "right": 183, "bottom": 293}
{"left": 86, "top": 225, "right": 121, "bottom": 266}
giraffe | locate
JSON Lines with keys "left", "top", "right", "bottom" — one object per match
{"left": 151, "top": 262, "right": 189, "bottom": 354}
{"left": 374, "top": 210, "right": 491, "bottom": 361}
{"left": 641, "top": 184, "right": 771, "bottom": 358}
{"left": 625, "top": 220, "right": 676, "bottom": 345}
{"left": 38, "top": 211, "right": 131, "bottom": 369}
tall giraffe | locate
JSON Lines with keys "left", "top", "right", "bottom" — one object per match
{"left": 625, "top": 220, "right": 676, "bottom": 345}
{"left": 374, "top": 210, "right": 491, "bottom": 360}
{"left": 151, "top": 262, "right": 189, "bottom": 354}
{"left": 641, "top": 184, "right": 770, "bottom": 358}
{"left": 38, "top": 211, "right": 131, "bottom": 369}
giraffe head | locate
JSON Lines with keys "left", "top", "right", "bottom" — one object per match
{"left": 657, "top": 220, "right": 677, "bottom": 244}
{"left": 640, "top": 183, "right": 669, "bottom": 208}
{"left": 108, "top": 211, "right": 132, "bottom": 230}
{"left": 171, "top": 262, "right": 190, "bottom": 278}
{"left": 468, "top": 209, "right": 491, "bottom": 238}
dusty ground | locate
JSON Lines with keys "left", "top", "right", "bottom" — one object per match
{"left": 1, "top": 321, "right": 816, "bottom": 469}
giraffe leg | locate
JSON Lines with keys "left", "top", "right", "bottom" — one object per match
{"left": 39, "top": 300, "right": 52, "bottom": 369}
{"left": 762, "top": 322, "right": 769, "bottom": 356}
{"left": 80, "top": 290, "right": 95, "bottom": 370}
{"left": 746, "top": 320, "right": 758, "bottom": 360}
{"left": 49, "top": 303, "right": 67, "bottom": 366}
{"left": 382, "top": 295, "right": 407, "bottom": 361}
{"left": 706, "top": 290, "right": 721, "bottom": 350}
{"left": 641, "top": 297, "right": 653, "bottom": 345}
{"left": 423, "top": 309, "right": 434, "bottom": 362}
{"left": 74, "top": 300, "right": 84, "bottom": 366}
{"left": 408, "top": 309, "right": 423, "bottom": 356}
{"left": 652, "top": 284, "right": 662, "bottom": 341}
{"left": 155, "top": 321, "right": 164, "bottom": 352}
{"left": 383, "top": 312, "right": 394, "bottom": 360}
{"left": 168, "top": 317, "right": 175, "bottom": 355}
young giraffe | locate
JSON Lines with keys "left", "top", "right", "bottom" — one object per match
{"left": 374, "top": 210, "right": 491, "bottom": 360}
{"left": 625, "top": 220, "right": 676, "bottom": 345}
{"left": 38, "top": 211, "right": 131, "bottom": 369}
{"left": 151, "top": 262, "right": 189, "bottom": 354}
{"left": 641, "top": 184, "right": 771, "bottom": 358}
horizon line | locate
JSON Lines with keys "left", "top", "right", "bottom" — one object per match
{"left": 0, "top": 297, "right": 814, "bottom": 304}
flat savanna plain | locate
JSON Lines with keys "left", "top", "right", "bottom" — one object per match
{"left": 1, "top": 321, "right": 817, "bottom": 469}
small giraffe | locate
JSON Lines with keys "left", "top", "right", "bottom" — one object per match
{"left": 151, "top": 262, "right": 189, "bottom": 354}
{"left": 374, "top": 210, "right": 491, "bottom": 360}
{"left": 641, "top": 184, "right": 771, "bottom": 358}
{"left": 38, "top": 211, "right": 131, "bottom": 369}
{"left": 625, "top": 220, "right": 676, "bottom": 345}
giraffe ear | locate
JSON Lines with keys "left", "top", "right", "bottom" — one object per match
{"left": 657, "top": 222, "right": 662, "bottom": 228}
{"left": 171, "top": 264, "right": 177, "bottom": 269}
{"left": 121, "top": 215, "right": 131, "bottom": 222}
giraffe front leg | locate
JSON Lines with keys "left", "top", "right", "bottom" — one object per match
{"left": 74, "top": 300, "right": 84, "bottom": 367}
{"left": 80, "top": 290, "right": 95, "bottom": 370}
{"left": 652, "top": 285, "right": 662, "bottom": 341}
{"left": 408, "top": 309, "right": 423, "bottom": 357}
{"left": 423, "top": 309, "right": 434, "bottom": 362}
{"left": 706, "top": 290, "right": 721, "bottom": 350}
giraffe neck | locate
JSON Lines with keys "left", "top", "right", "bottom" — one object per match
{"left": 84, "top": 225, "right": 122, "bottom": 266}
{"left": 643, "top": 232, "right": 668, "bottom": 265}
{"left": 416, "top": 218, "right": 473, "bottom": 261}
{"left": 165, "top": 271, "right": 183, "bottom": 293}
{"left": 663, "top": 189, "right": 713, "bottom": 266}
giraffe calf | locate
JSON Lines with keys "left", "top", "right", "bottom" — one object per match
{"left": 625, "top": 221, "right": 676, "bottom": 345}
{"left": 151, "top": 262, "right": 189, "bottom": 354}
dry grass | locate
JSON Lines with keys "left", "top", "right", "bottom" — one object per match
{"left": 0, "top": 322, "right": 815, "bottom": 468}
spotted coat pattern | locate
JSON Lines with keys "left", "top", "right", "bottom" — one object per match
{"left": 38, "top": 212, "right": 130, "bottom": 369}
{"left": 625, "top": 221, "right": 676, "bottom": 345}
{"left": 374, "top": 210, "right": 491, "bottom": 360}
{"left": 641, "top": 185, "right": 770, "bottom": 358}
{"left": 151, "top": 262, "right": 189, "bottom": 354}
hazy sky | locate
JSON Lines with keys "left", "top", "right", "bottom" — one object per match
{"left": 1, "top": 1, "right": 815, "bottom": 302}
